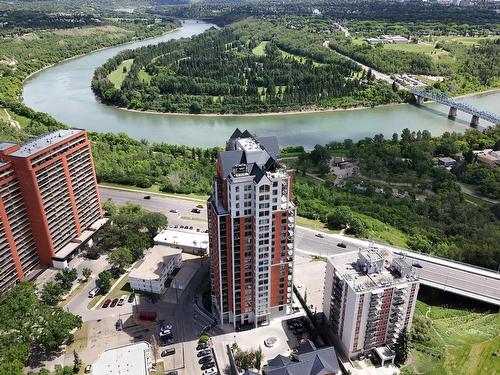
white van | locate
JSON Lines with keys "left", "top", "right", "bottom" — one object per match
{"left": 88, "top": 287, "right": 100, "bottom": 298}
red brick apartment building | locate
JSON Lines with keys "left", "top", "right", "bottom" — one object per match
{"left": 208, "top": 129, "right": 296, "bottom": 328}
{"left": 0, "top": 129, "right": 103, "bottom": 292}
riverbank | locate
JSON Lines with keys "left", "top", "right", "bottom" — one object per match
{"left": 105, "top": 84, "right": 500, "bottom": 117}
{"left": 112, "top": 101, "right": 410, "bottom": 117}
{"left": 22, "top": 24, "right": 181, "bottom": 87}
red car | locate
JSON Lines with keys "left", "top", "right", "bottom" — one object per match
{"left": 110, "top": 298, "right": 119, "bottom": 307}
{"left": 102, "top": 299, "right": 111, "bottom": 308}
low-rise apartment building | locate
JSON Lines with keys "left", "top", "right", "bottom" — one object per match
{"left": 323, "top": 248, "right": 419, "bottom": 360}
{"left": 129, "top": 245, "right": 182, "bottom": 295}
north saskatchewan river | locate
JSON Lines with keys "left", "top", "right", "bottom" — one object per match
{"left": 22, "top": 19, "right": 500, "bottom": 148}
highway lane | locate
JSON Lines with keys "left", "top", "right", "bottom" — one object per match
{"left": 99, "top": 186, "right": 500, "bottom": 306}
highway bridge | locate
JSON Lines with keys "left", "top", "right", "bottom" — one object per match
{"left": 410, "top": 87, "right": 500, "bottom": 127}
{"left": 100, "top": 186, "right": 500, "bottom": 307}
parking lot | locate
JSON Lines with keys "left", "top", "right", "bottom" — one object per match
{"left": 293, "top": 252, "right": 327, "bottom": 313}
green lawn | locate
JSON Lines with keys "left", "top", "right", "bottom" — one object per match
{"left": 384, "top": 42, "right": 436, "bottom": 54}
{"left": 358, "top": 212, "right": 409, "bottom": 247}
{"left": 435, "top": 35, "right": 498, "bottom": 46}
{"left": 107, "top": 58, "right": 134, "bottom": 89}
{"left": 138, "top": 68, "right": 152, "bottom": 83}
{"left": 277, "top": 47, "right": 328, "bottom": 67}
{"left": 408, "top": 300, "right": 500, "bottom": 375}
{"left": 252, "top": 41, "right": 269, "bottom": 56}
{"left": 98, "top": 275, "right": 132, "bottom": 307}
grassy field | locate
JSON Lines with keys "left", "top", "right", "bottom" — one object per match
{"left": 384, "top": 42, "right": 436, "bottom": 54}
{"left": 435, "top": 35, "right": 498, "bottom": 46}
{"left": 358, "top": 212, "right": 408, "bottom": 247}
{"left": 277, "top": 47, "right": 327, "bottom": 67}
{"left": 138, "top": 68, "right": 152, "bottom": 83}
{"left": 107, "top": 58, "right": 134, "bottom": 89}
{"left": 408, "top": 300, "right": 500, "bottom": 375}
{"left": 252, "top": 41, "right": 268, "bottom": 56}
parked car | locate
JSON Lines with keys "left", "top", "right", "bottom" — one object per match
{"left": 160, "top": 337, "right": 174, "bottom": 346}
{"left": 118, "top": 295, "right": 127, "bottom": 306}
{"left": 84, "top": 365, "right": 92, "bottom": 374}
{"left": 160, "top": 329, "right": 172, "bottom": 337}
{"left": 191, "top": 208, "right": 201, "bottom": 214}
{"left": 412, "top": 262, "right": 423, "bottom": 269}
{"left": 128, "top": 293, "right": 135, "bottom": 303}
{"left": 337, "top": 242, "right": 347, "bottom": 248}
{"left": 160, "top": 323, "right": 173, "bottom": 332}
{"left": 199, "top": 355, "right": 213, "bottom": 364}
{"left": 88, "top": 287, "right": 100, "bottom": 298}
{"left": 169, "top": 209, "right": 178, "bottom": 213}
{"left": 315, "top": 233, "right": 324, "bottom": 238}
{"left": 196, "top": 343, "right": 209, "bottom": 350}
{"left": 161, "top": 348, "right": 175, "bottom": 357}
{"left": 110, "top": 298, "right": 119, "bottom": 307}
{"left": 201, "top": 362, "right": 216, "bottom": 370}
{"left": 197, "top": 349, "right": 212, "bottom": 357}
{"left": 203, "top": 368, "right": 218, "bottom": 375}
{"left": 196, "top": 204, "right": 204, "bottom": 209}
{"left": 102, "top": 299, "right": 111, "bottom": 308}
{"left": 165, "top": 371, "right": 178, "bottom": 375}
{"left": 144, "top": 195, "right": 151, "bottom": 199}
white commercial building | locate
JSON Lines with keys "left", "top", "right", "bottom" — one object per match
{"left": 129, "top": 245, "right": 182, "bottom": 295}
{"left": 92, "top": 341, "right": 152, "bottom": 375}
{"left": 154, "top": 228, "right": 209, "bottom": 256}
{"left": 323, "top": 248, "right": 419, "bottom": 361}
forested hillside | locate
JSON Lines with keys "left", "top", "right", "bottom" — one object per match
{"left": 91, "top": 18, "right": 404, "bottom": 114}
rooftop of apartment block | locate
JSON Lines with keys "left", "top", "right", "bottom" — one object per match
{"left": 328, "top": 247, "right": 417, "bottom": 293}
{"left": 129, "top": 245, "right": 182, "bottom": 280}
{"left": 7, "top": 128, "right": 84, "bottom": 158}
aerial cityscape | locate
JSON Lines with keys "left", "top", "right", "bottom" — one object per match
{"left": 0, "top": 1, "right": 499, "bottom": 375}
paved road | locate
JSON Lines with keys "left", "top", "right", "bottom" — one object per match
{"left": 99, "top": 186, "right": 500, "bottom": 306}
{"left": 323, "top": 41, "right": 394, "bottom": 83}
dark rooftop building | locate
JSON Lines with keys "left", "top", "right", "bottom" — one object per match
{"left": 263, "top": 340, "right": 341, "bottom": 375}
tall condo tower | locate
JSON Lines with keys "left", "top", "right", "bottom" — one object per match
{"left": 208, "top": 129, "right": 296, "bottom": 328}
{"left": 0, "top": 129, "right": 102, "bottom": 291}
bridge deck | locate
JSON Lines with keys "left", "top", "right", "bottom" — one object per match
{"left": 410, "top": 87, "right": 500, "bottom": 125}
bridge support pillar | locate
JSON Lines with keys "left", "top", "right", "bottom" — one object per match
{"left": 470, "top": 115, "right": 480, "bottom": 128}
{"left": 448, "top": 107, "right": 457, "bottom": 120}
{"left": 413, "top": 95, "right": 424, "bottom": 105}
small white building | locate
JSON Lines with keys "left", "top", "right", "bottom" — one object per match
{"left": 154, "top": 228, "right": 209, "bottom": 256}
{"left": 92, "top": 341, "right": 152, "bottom": 375}
{"left": 129, "top": 245, "right": 182, "bottom": 295}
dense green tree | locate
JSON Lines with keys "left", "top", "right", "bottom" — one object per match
{"left": 82, "top": 267, "right": 92, "bottom": 281}
{"left": 394, "top": 327, "right": 410, "bottom": 364}
{"left": 108, "top": 247, "right": 133, "bottom": 270}
{"left": 55, "top": 268, "right": 78, "bottom": 291}
{"left": 0, "top": 283, "right": 81, "bottom": 374}
{"left": 96, "top": 271, "right": 112, "bottom": 294}
{"left": 41, "top": 281, "right": 64, "bottom": 306}
{"left": 326, "top": 206, "right": 353, "bottom": 229}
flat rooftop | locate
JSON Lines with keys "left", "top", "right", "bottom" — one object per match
{"left": 92, "top": 341, "right": 151, "bottom": 375}
{"left": 0, "top": 142, "right": 17, "bottom": 151}
{"left": 329, "top": 248, "right": 417, "bottom": 293}
{"left": 53, "top": 218, "right": 108, "bottom": 261}
{"left": 129, "top": 245, "right": 181, "bottom": 280}
{"left": 154, "top": 228, "right": 209, "bottom": 251}
{"left": 8, "top": 128, "right": 83, "bottom": 158}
